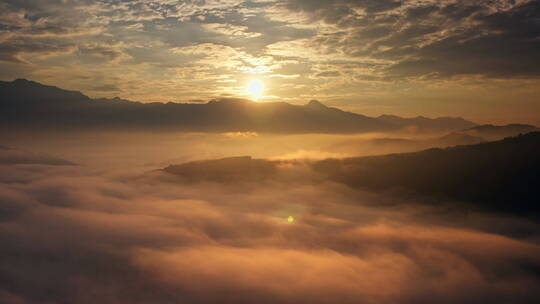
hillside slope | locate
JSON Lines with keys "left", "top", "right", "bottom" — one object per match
{"left": 313, "top": 132, "right": 540, "bottom": 216}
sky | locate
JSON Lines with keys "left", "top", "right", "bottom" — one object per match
{"left": 1, "top": 0, "right": 539, "bottom": 124}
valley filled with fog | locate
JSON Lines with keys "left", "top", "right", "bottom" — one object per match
{"left": 2, "top": 128, "right": 540, "bottom": 304}
{"left": 2, "top": 0, "right": 540, "bottom": 302}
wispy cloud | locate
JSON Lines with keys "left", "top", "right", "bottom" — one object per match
{"left": 0, "top": 0, "right": 539, "bottom": 122}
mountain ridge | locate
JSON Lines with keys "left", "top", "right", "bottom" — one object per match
{"left": 160, "top": 132, "right": 540, "bottom": 218}
{"left": 313, "top": 132, "right": 540, "bottom": 217}
{"left": 1, "top": 79, "right": 476, "bottom": 134}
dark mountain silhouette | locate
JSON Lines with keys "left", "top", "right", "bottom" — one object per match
{"left": 324, "top": 124, "right": 539, "bottom": 156}
{"left": 313, "top": 132, "right": 540, "bottom": 217}
{"left": 430, "top": 124, "right": 539, "bottom": 147}
{"left": 324, "top": 137, "right": 427, "bottom": 156}
{"left": 1, "top": 79, "right": 476, "bottom": 133}
{"left": 435, "top": 132, "right": 486, "bottom": 146}
{"left": 161, "top": 132, "right": 540, "bottom": 218}
{"left": 162, "top": 156, "right": 277, "bottom": 183}
{"left": 378, "top": 114, "right": 476, "bottom": 133}
{"left": 322, "top": 132, "right": 484, "bottom": 157}
{"left": 451, "top": 124, "right": 540, "bottom": 141}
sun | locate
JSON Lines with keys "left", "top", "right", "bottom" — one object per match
{"left": 246, "top": 79, "right": 264, "bottom": 99}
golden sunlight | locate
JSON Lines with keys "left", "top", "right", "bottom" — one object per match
{"left": 246, "top": 79, "right": 264, "bottom": 99}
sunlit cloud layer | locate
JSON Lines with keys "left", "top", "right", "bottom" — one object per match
{"left": 1, "top": 156, "right": 540, "bottom": 304}
{"left": 1, "top": 0, "right": 539, "bottom": 122}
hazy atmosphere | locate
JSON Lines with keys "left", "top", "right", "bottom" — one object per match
{"left": 1, "top": 0, "right": 540, "bottom": 123}
{"left": 1, "top": 1, "right": 540, "bottom": 304}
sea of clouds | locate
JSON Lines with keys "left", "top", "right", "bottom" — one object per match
{"left": 1, "top": 141, "right": 540, "bottom": 304}
{"left": 2, "top": 0, "right": 540, "bottom": 300}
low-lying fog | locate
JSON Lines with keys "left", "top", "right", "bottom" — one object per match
{"left": 1, "top": 131, "right": 539, "bottom": 304}
{"left": 0, "top": 131, "right": 446, "bottom": 169}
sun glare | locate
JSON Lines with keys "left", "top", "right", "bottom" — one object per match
{"left": 246, "top": 79, "right": 264, "bottom": 99}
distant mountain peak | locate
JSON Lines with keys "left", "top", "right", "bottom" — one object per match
{"left": 378, "top": 114, "right": 399, "bottom": 119}
{"left": 207, "top": 98, "right": 254, "bottom": 104}
{"left": 1, "top": 78, "right": 91, "bottom": 103}
{"left": 306, "top": 100, "right": 327, "bottom": 109}
{"left": 377, "top": 113, "right": 477, "bottom": 132}
{"left": 13, "top": 78, "right": 39, "bottom": 86}
{"left": 93, "top": 96, "right": 135, "bottom": 104}
{"left": 1, "top": 79, "right": 479, "bottom": 134}
{"left": 466, "top": 123, "right": 537, "bottom": 131}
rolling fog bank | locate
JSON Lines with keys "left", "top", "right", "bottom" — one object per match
{"left": 1, "top": 129, "right": 540, "bottom": 304}
{"left": 1, "top": 143, "right": 540, "bottom": 304}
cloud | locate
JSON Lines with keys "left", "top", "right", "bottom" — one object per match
{"left": 0, "top": 148, "right": 540, "bottom": 303}
{"left": 0, "top": 37, "right": 75, "bottom": 63}
{"left": 77, "top": 44, "right": 130, "bottom": 62}
{"left": 396, "top": 1, "right": 540, "bottom": 78}
{"left": 0, "top": 0, "right": 539, "bottom": 122}
{"left": 91, "top": 84, "right": 121, "bottom": 92}
{"left": 285, "top": 0, "right": 540, "bottom": 79}
{"left": 0, "top": 146, "right": 75, "bottom": 166}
